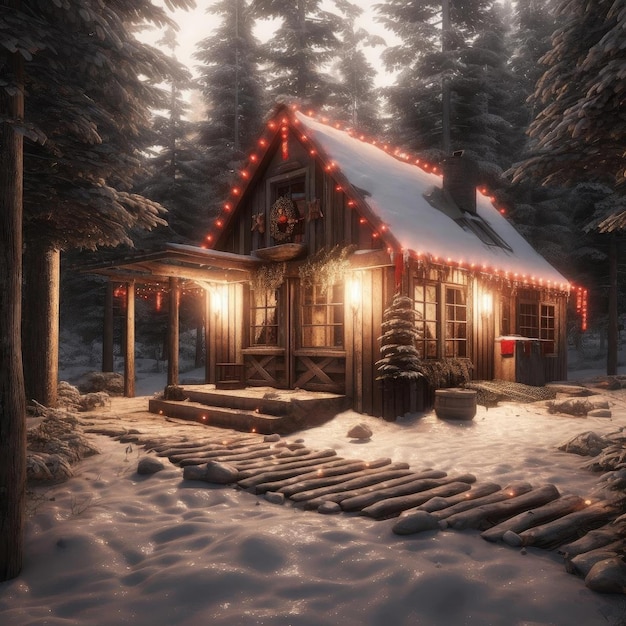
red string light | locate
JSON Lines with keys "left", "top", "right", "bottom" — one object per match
{"left": 197, "top": 107, "right": 572, "bottom": 293}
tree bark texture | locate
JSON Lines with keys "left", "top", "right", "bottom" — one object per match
{"left": 0, "top": 17, "right": 26, "bottom": 580}
{"left": 22, "top": 244, "right": 60, "bottom": 407}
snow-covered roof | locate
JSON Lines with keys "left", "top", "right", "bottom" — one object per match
{"left": 295, "top": 111, "right": 568, "bottom": 288}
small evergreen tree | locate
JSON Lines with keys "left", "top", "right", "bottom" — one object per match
{"left": 376, "top": 294, "right": 424, "bottom": 382}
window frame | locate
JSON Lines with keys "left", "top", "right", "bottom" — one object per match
{"left": 249, "top": 287, "right": 280, "bottom": 347}
{"left": 413, "top": 280, "right": 470, "bottom": 360}
{"left": 516, "top": 297, "right": 558, "bottom": 355}
{"left": 444, "top": 285, "right": 468, "bottom": 358}
{"left": 300, "top": 282, "right": 345, "bottom": 350}
{"left": 263, "top": 168, "right": 309, "bottom": 247}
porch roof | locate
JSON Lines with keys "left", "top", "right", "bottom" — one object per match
{"left": 81, "top": 243, "right": 262, "bottom": 286}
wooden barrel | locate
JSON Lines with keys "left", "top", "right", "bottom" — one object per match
{"left": 434, "top": 388, "right": 477, "bottom": 421}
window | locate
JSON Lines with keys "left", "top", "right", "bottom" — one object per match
{"left": 250, "top": 289, "right": 279, "bottom": 346}
{"left": 301, "top": 283, "right": 344, "bottom": 348}
{"left": 518, "top": 301, "right": 538, "bottom": 337}
{"left": 274, "top": 177, "right": 306, "bottom": 206}
{"left": 445, "top": 287, "right": 467, "bottom": 358}
{"left": 517, "top": 299, "right": 557, "bottom": 353}
{"left": 413, "top": 282, "right": 468, "bottom": 359}
{"left": 268, "top": 173, "right": 306, "bottom": 244}
{"left": 414, "top": 284, "right": 438, "bottom": 358}
{"left": 540, "top": 304, "right": 555, "bottom": 342}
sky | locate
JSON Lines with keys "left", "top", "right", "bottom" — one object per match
{"left": 2, "top": 353, "right": 626, "bottom": 624}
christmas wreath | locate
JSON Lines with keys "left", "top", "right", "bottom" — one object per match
{"left": 269, "top": 196, "right": 298, "bottom": 242}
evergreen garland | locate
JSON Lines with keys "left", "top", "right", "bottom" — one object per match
{"left": 299, "top": 244, "right": 355, "bottom": 295}
{"left": 252, "top": 263, "right": 286, "bottom": 293}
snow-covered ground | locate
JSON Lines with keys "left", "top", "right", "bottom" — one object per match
{"left": 2, "top": 364, "right": 626, "bottom": 625}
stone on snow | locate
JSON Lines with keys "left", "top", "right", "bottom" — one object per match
{"left": 318, "top": 501, "right": 342, "bottom": 514}
{"left": 265, "top": 491, "right": 285, "bottom": 505}
{"left": 204, "top": 460, "right": 239, "bottom": 484}
{"left": 392, "top": 511, "right": 441, "bottom": 535}
{"left": 137, "top": 456, "right": 165, "bottom": 475}
{"left": 347, "top": 422, "right": 373, "bottom": 440}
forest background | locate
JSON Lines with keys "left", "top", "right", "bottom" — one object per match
{"left": 1, "top": 0, "right": 625, "bottom": 581}
{"left": 60, "top": 0, "right": 626, "bottom": 378}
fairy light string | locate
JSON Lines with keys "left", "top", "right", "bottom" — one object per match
{"left": 202, "top": 104, "right": 575, "bottom": 298}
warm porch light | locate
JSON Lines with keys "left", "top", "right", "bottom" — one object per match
{"left": 211, "top": 286, "right": 225, "bottom": 317}
{"left": 347, "top": 276, "right": 362, "bottom": 312}
{"left": 480, "top": 292, "right": 493, "bottom": 317}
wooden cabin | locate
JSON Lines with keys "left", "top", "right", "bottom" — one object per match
{"left": 90, "top": 105, "right": 577, "bottom": 419}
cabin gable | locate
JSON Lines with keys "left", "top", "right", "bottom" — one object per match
{"left": 214, "top": 112, "right": 386, "bottom": 259}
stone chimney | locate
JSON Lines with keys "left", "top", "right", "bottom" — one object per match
{"left": 442, "top": 151, "right": 478, "bottom": 214}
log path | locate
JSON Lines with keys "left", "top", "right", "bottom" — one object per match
{"left": 80, "top": 410, "right": 626, "bottom": 594}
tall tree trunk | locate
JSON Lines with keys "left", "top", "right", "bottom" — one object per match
{"left": 0, "top": 9, "right": 26, "bottom": 580}
{"left": 23, "top": 244, "right": 60, "bottom": 407}
{"left": 607, "top": 233, "right": 618, "bottom": 375}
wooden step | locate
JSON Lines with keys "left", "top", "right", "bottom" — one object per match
{"left": 149, "top": 385, "right": 349, "bottom": 434}
{"left": 149, "top": 398, "right": 294, "bottom": 435}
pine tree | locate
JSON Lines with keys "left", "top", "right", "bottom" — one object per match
{"left": 195, "top": 0, "right": 265, "bottom": 222}
{"left": 326, "top": 0, "right": 384, "bottom": 134}
{"left": 375, "top": 0, "right": 520, "bottom": 177}
{"left": 376, "top": 294, "right": 424, "bottom": 381}
{"left": 251, "top": 0, "right": 343, "bottom": 108}
{"left": 452, "top": 15, "right": 527, "bottom": 178}
{"left": 0, "top": 0, "right": 26, "bottom": 583}
{"left": 510, "top": 0, "right": 626, "bottom": 375}
{"left": 1, "top": 1, "right": 194, "bottom": 580}
{"left": 508, "top": 0, "right": 558, "bottom": 112}
{"left": 134, "top": 27, "right": 209, "bottom": 247}
{"left": 511, "top": 0, "right": 626, "bottom": 192}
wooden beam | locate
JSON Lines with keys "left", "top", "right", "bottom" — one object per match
{"left": 124, "top": 281, "right": 135, "bottom": 397}
{"left": 168, "top": 277, "right": 180, "bottom": 386}
{"left": 204, "top": 289, "right": 211, "bottom": 384}
{"left": 90, "top": 265, "right": 250, "bottom": 285}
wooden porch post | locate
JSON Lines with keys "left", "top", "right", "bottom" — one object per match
{"left": 124, "top": 281, "right": 135, "bottom": 397}
{"left": 168, "top": 277, "right": 180, "bottom": 386}
{"left": 102, "top": 281, "right": 114, "bottom": 372}
{"left": 204, "top": 288, "right": 211, "bottom": 383}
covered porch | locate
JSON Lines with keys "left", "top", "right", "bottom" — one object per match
{"left": 82, "top": 243, "right": 261, "bottom": 397}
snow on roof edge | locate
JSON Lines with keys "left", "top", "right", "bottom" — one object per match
{"left": 294, "top": 111, "right": 569, "bottom": 290}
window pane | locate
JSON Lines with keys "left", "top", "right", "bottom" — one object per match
{"left": 301, "top": 283, "right": 344, "bottom": 348}
{"left": 414, "top": 282, "right": 439, "bottom": 359}
{"left": 519, "top": 302, "right": 539, "bottom": 337}
{"left": 444, "top": 286, "right": 468, "bottom": 358}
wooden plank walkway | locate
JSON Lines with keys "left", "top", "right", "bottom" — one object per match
{"left": 80, "top": 411, "right": 626, "bottom": 594}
